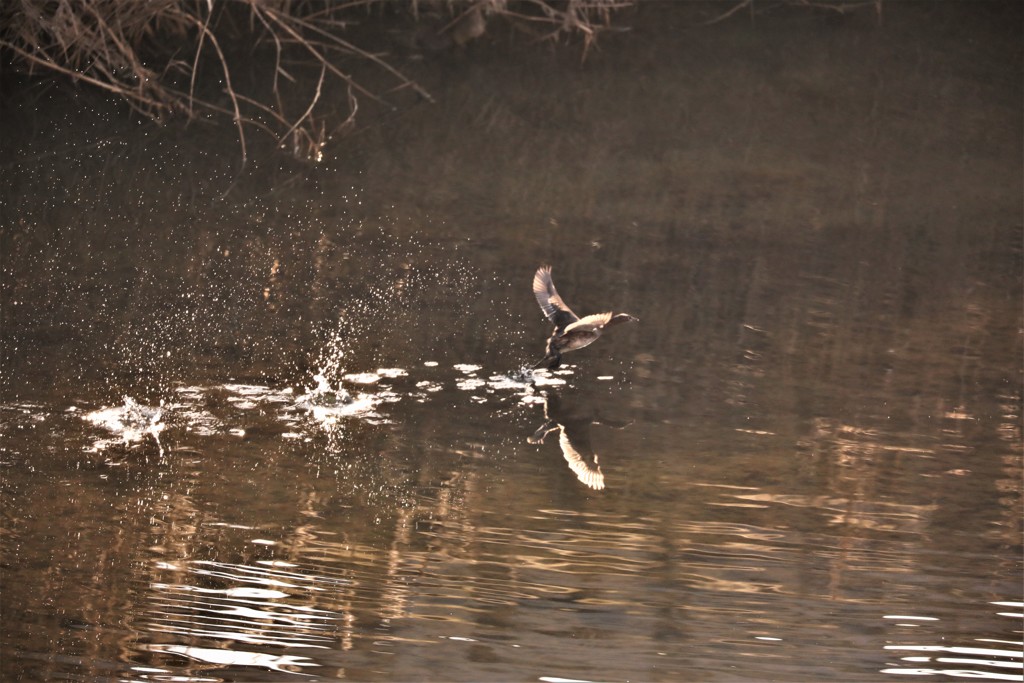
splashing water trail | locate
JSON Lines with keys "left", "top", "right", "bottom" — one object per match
{"left": 307, "top": 371, "right": 352, "bottom": 405}
{"left": 294, "top": 367, "right": 394, "bottom": 431}
{"left": 83, "top": 396, "right": 165, "bottom": 454}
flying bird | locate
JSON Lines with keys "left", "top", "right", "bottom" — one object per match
{"left": 532, "top": 265, "right": 637, "bottom": 370}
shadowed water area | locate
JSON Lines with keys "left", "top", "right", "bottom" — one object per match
{"left": 1, "top": 3, "right": 1022, "bottom": 682}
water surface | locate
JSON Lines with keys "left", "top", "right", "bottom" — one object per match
{"left": 1, "top": 4, "right": 1021, "bottom": 681}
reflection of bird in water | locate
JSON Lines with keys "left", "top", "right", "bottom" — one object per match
{"left": 533, "top": 265, "right": 638, "bottom": 370}
{"left": 529, "top": 392, "right": 612, "bottom": 491}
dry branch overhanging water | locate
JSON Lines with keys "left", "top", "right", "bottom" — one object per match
{"left": 1, "top": 0, "right": 637, "bottom": 162}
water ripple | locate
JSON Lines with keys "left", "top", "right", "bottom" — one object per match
{"left": 882, "top": 602, "right": 1024, "bottom": 681}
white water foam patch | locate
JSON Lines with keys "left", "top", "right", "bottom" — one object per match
{"left": 342, "top": 368, "right": 407, "bottom": 385}
{"left": 222, "top": 383, "right": 294, "bottom": 409}
{"left": 343, "top": 372, "right": 381, "bottom": 385}
{"left": 450, "top": 363, "right": 568, "bottom": 407}
{"left": 288, "top": 372, "right": 402, "bottom": 447}
{"left": 83, "top": 396, "right": 165, "bottom": 453}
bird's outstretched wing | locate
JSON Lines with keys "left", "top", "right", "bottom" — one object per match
{"left": 533, "top": 266, "right": 578, "bottom": 332}
{"left": 564, "top": 312, "right": 613, "bottom": 334}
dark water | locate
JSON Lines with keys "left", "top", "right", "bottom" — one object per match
{"left": 2, "top": 4, "right": 1021, "bottom": 682}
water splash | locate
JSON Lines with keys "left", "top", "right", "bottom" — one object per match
{"left": 83, "top": 396, "right": 165, "bottom": 454}
{"left": 293, "top": 371, "right": 395, "bottom": 427}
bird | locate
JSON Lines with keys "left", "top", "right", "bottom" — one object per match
{"left": 532, "top": 265, "right": 638, "bottom": 370}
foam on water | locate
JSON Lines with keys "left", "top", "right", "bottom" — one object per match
{"left": 83, "top": 396, "right": 165, "bottom": 453}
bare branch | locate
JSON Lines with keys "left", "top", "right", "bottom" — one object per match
{"left": 702, "top": 0, "right": 753, "bottom": 26}
{"left": 180, "top": 13, "right": 248, "bottom": 165}
{"left": 277, "top": 64, "right": 326, "bottom": 150}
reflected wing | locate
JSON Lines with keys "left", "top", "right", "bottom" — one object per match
{"left": 558, "top": 429, "right": 605, "bottom": 490}
{"left": 533, "top": 266, "right": 578, "bottom": 332}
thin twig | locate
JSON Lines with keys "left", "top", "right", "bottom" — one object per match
{"left": 0, "top": 40, "right": 167, "bottom": 115}
{"left": 182, "top": 14, "right": 247, "bottom": 165}
{"left": 703, "top": 0, "right": 753, "bottom": 26}
{"left": 277, "top": 63, "right": 326, "bottom": 149}
{"left": 254, "top": 6, "right": 381, "bottom": 104}
{"left": 187, "top": 3, "right": 217, "bottom": 117}
{"left": 278, "top": 7, "right": 431, "bottom": 97}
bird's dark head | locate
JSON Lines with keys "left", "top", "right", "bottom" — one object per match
{"left": 610, "top": 313, "right": 639, "bottom": 326}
